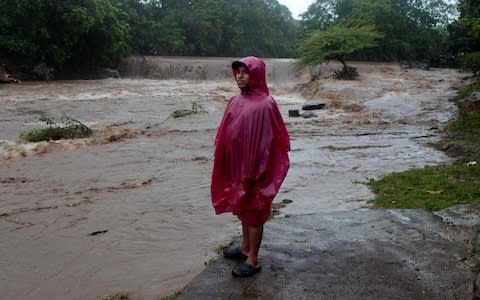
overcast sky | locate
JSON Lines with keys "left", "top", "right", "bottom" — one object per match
{"left": 277, "top": 0, "right": 314, "bottom": 19}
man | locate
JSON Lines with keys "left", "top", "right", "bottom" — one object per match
{"left": 211, "top": 56, "right": 290, "bottom": 277}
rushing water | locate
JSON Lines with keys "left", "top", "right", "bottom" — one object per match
{"left": 0, "top": 58, "right": 462, "bottom": 299}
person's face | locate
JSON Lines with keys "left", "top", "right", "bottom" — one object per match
{"left": 235, "top": 66, "right": 249, "bottom": 90}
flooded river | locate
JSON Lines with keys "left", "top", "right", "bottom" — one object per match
{"left": 0, "top": 58, "right": 462, "bottom": 299}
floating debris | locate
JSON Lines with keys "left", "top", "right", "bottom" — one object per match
{"left": 88, "top": 230, "right": 109, "bottom": 236}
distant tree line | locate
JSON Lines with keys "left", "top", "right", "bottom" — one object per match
{"left": 0, "top": 0, "right": 299, "bottom": 79}
{"left": 0, "top": 0, "right": 478, "bottom": 79}
{"left": 127, "top": 0, "right": 299, "bottom": 58}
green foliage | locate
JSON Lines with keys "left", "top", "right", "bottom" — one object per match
{"left": 20, "top": 116, "right": 93, "bottom": 142}
{"left": 296, "top": 19, "right": 383, "bottom": 68}
{"left": 448, "top": 0, "right": 480, "bottom": 67}
{"left": 0, "top": 0, "right": 131, "bottom": 78}
{"left": 447, "top": 111, "right": 480, "bottom": 136}
{"left": 442, "top": 113, "right": 480, "bottom": 163}
{"left": 142, "top": 0, "right": 299, "bottom": 57}
{"left": 0, "top": 0, "right": 300, "bottom": 77}
{"left": 301, "top": 0, "right": 456, "bottom": 62}
{"left": 461, "top": 52, "right": 480, "bottom": 75}
{"left": 300, "top": 0, "right": 337, "bottom": 31}
{"left": 453, "top": 79, "right": 480, "bottom": 104}
{"left": 32, "top": 63, "right": 54, "bottom": 81}
{"left": 443, "top": 79, "right": 480, "bottom": 159}
{"left": 367, "top": 164, "right": 480, "bottom": 211}
{"left": 1, "top": 0, "right": 475, "bottom": 76}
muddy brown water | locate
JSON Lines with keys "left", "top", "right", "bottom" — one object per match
{"left": 0, "top": 58, "right": 463, "bottom": 299}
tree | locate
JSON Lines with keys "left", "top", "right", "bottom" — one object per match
{"left": 300, "top": 0, "right": 456, "bottom": 62}
{"left": 449, "top": 0, "right": 480, "bottom": 65}
{"left": 296, "top": 19, "right": 383, "bottom": 79}
{"left": 451, "top": 0, "right": 480, "bottom": 72}
{"left": 125, "top": 0, "right": 299, "bottom": 58}
{"left": 300, "top": 0, "right": 337, "bottom": 32}
{"left": 0, "top": 0, "right": 303, "bottom": 78}
{"left": 0, "top": 0, "right": 131, "bottom": 79}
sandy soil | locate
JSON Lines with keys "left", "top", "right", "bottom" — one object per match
{"left": 0, "top": 61, "right": 464, "bottom": 299}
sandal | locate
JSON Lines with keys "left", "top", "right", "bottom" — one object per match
{"left": 232, "top": 262, "right": 262, "bottom": 277}
{"left": 223, "top": 246, "right": 248, "bottom": 260}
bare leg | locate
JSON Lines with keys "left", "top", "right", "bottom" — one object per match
{"left": 245, "top": 225, "right": 263, "bottom": 267}
{"left": 240, "top": 222, "right": 250, "bottom": 254}
{"left": 231, "top": 222, "right": 264, "bottom": 277}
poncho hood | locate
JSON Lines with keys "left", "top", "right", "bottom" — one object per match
{"left": 232, "top": 56, "right": 269, "bottom": 95}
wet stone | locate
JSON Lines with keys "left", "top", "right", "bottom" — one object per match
{"left": 302, "top": 101, "right": 326, "bottom": 110}
{"left": 300, "top": 111, "right": 317, "bottom": 118}
{"left": 434, "top": 205, "right": 480, "bottom": 227}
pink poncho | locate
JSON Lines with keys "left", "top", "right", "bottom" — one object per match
{"left": 211, "top": 56, "right": 290, "bottom": 226}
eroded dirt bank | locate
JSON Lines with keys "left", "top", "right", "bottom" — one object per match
{"left": 0, "top": 60, "right": 466, "bottom": 299}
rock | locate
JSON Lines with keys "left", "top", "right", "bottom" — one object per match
{"left": 302, "top": 101, "right": 326, "bottom": 110}
{"left": 288, "top": 109, "right": 300, "bottom": 117}
{"left": 434, "top": 205, "right": 480, "bottom": 227}
{"left": 300, "top": 111, "right": 318, "bottom": 118}
{"left": 0, "top": 65, "right": 20, "bottom": 83}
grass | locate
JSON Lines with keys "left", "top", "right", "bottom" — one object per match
{"left": 367, "top": 76, "right": 480, "bottom": 211}
{"left": 20, "top": 116, "right": 93, "bottom": 142}
{"left": 367, "top": 164, "right": 480, "bottom": 211}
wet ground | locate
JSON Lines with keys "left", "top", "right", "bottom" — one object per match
{"left": 0, "top": 60, "right": 465, "bottom": 299}
{"left": 178, "top": 207, "right": 480, "bottom": 300}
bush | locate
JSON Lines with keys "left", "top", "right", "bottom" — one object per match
{"left": 461, "top": 52, "right": 480, "bottom": 76}
{"left": 33, "top": 63, "right": 54, "bottom": 81}
{"left": 20, "top": 116, "right": 93, "bottom": 142}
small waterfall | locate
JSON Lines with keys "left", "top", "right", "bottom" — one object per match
{"left": 117, "top": 56, "right": 307, "bottom": 82}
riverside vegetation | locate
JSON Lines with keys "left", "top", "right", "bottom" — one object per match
{"left": 1, "top": 0, "right": 478, "bottom": 80}
{"left": 368, "top": 77, "right": 480, "bottom": 210}
{"left": 19, "top": 116, "right": 93, "bottom": 142}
